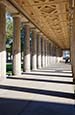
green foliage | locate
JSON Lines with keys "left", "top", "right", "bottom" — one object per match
{"left": 6, "top": 14, "right": 13, "bottom": 40}
{"left": 6, "top": 63, "right": 12, "bottom": 72}
{"left": 6, "top": 14, "right": 13, "bottom": 53}
{"left": 6, "top": 63, "right": 23, "bottom": 75}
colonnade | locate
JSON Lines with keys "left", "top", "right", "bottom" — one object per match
{"left": 0, "top": 3, "right": 6, "bottom": 79}
{"left": 0, "top": 2, "right": 62, "bottom": 79}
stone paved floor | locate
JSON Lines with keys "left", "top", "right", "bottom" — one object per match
{"left": 0, "top": 63, "right": 74, "bottom": 115}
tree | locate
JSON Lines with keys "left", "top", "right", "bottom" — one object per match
{"left": 6, "top": 14, "right": 13, "bottom": 62}
{"left": 6, "top": 14, "right": 13, "bottom": 41}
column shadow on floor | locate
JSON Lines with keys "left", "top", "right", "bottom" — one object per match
{"left": 0, "top": 97, "right": 74, "bottom": 115}
{"left": 0, "top": 85, "right": 74, "bottom": 99}
{"left": 7, "top": 76, "right": 73, "bottom": 85}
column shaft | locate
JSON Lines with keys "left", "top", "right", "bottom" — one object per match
{"left": 56, "top": 47, "right": 61, "bottom": 63}
{"left": 45, "top": 40, "right": 48, "bottom": 67}
{"left": 13, "top": 16, "right": 21, "bottom": 75}
{"left": 70, "top": 6, "right": 75, "bottom": 82}
{"left": 49, "top": 43, "right": 51, "bottom": 64}
{"left": 37, "top": 34, "right": 41, "bottom": 69}
{"left": 32, "top": 29, "right": 37, "bottom": 70}
{"left": 47, "top": 41, "right": 49, "bottom": 66}
{"left": 44, "top": 39, "right": 46, "bottom": 67}
{"left": 23, "top": 24, "right": 30, "bottom": 72}
{"left": 50, "top": 43, "right": 57, "bottom": 64}
{"left": 42, "top": 38, "right": 45, "bottom": 67}
{"left": 0, "top": 3, "right": 6, "bottom": 79}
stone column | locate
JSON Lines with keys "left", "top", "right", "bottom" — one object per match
{"left": 41, "top": 37, "right": 45, "bottom": 68}
{"left": 50, "top": 43, "right": 56, "bottom": 64}
{"left": 50, "top": 42, "right": 52, "bottom": 64}
{"left": 49, "top": 42, "right": 51, "bottom": 64}
{"left": 60, "top": 49, "right": 62, "bottom": 62}
{"left": 32, "top": 29, "right": 37, "bottom": 70}
{"left": 49, "top": 42, "right": 52, "bottom": 65}
{"left": 56, "top": 47, "right": 62, "bottom": 63}
{"left": 48, "top": 42, "right": 51, "bottom": 66}
{"left": 23, "top": 24, "right": 30, "bottom": 72}
{"left": 41, "top": 36, "right": 42, "bottom": 67}
{"left": 47, "top": 40, "right": 49, "bottom": 66}
{"left": 45, "top": 40, "right": 48, "bottom": 67}
{"left": 47, "top": 41, "right": 49, "bottom": 66}
{"left": 44, "top": 39, "right": 46, "bottom": 67}
{"left": 12, "top": 16, "right": 21, "bottom": 75}
{"left": 56, "top": 47, "right": 60, "bottom": 63}
{"left": 0, "top": 3, "right": 6, "bottom": 79}
{"left": 53, "top": 45, "right": 57, "bottom": 63}
{"left": 70, "top": 3, "right": 75, "bottom": 83}
{"left": 37, "top": 33, "right": 41, "bottom": 69}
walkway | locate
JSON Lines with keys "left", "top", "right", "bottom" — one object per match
{"left": 0, "top": 63, "right": 74, "bottom": 115}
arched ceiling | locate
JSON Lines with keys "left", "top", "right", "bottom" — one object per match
{"left": 5, "top": 0, "right": 70, "bottom": 49}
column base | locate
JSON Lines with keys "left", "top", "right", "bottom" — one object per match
{"left": 0, "top": 76, "right": 6, "bottom": 81}
{"left": 32, "top": 68, "right": 37, "bottom": 71}
{"left": 25, "top": 69, "right": 31, "bottom": 73}
{"left": 12, "top": 72, "right": 21, "bottom": 76}
{"left": 38, "top": 67, "right": 41, "bottom": 69}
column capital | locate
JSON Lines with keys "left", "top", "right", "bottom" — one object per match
{"left": 31, "top": 28, "right": 36, "bottom": 32}
{"left": 37, "top": 32, "right": 43, "bottom": 39}
{"left": 22, "top": 21, "right": 30, "bottom": 26}
{"left": 12, "top": 13, "right": 21, "bottom": 18}
{"left": 35, "top": 28, "right": 40, "bottom": 33}
{"left": 22, "top": 22, "right": 36, "bottom": 30}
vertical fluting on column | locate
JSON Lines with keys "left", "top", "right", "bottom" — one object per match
{"left": 41, "top": 36, "right": 43, "bottom": 67}
{"left": 12, "top": 16, "right": 21, "bottom": 75}
{"left": 31, "top": 29, "right": 37, "bottom": 70}
{"left": 56, "top": 47, "right": 60, "bottom": 63}
{"left": 49, "top": 42, "right": 51, "bottom": 64}
{"left": 23, "top": 24, "right": 31, "bottom": 72}
{"left": 50, "top": 42, "right": 53, "bottom": 64}
{"left": 41, "top": 37, "right": 45, "bottom": 68}
{"left": 44, "top": 39, "right": 46, "bottom": 67}
{"left": 47, "top": 41, "right": 48, "bottom": 66}
{"left": 37, "top": 33, "right": 41, "bottom": 69}
{"left": 50, "top": 43, "right": 57, "bottom": 64}
{"left": 49, "top": 42, "right": 52, "bottom": 65}
{"left": 47, "top": 41, "right": 50, "bottom": 66}
{"left": 45, "top": 40, "right": 48, "bottom": 67}
{"left": 56, "top": 47, "right": 62, "bottom": 63}
{"left": 54, "top": 45, "right": 57, "bottom": 63}
{"left": 0, "top": 3, "right": 6, "bottom": 79}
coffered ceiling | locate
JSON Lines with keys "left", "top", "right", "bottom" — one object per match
{"left": 5, "top": 0, "right": 70, "bottom": 49}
